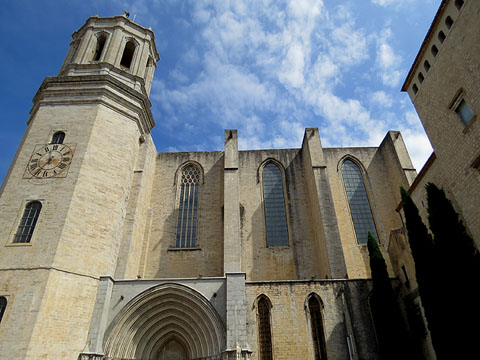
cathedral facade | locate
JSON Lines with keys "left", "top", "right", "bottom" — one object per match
{"left": 0, "top": 0, "right": 477, "bottom": 359}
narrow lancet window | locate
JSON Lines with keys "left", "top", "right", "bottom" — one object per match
{"left": 257, "top": 296, "right": 273, "bottom": 360}
{"left": 309, "top": 296, "right": 328, "bottom": 360}
{"left": 175, "top": 165, "right": 200, "bottom": 248}
{"left": 51, "top": 131, "right": 65, "bottom": 144}
{"left": 341, "top": 160, "right": 378, "bottom": 244}
{"left": 13, "top": 201, "right": 42, "bottom": 243}
{"left": 120, "top": 40, "right": 136, "bottom": 68}
{"left": 262, "top": 162, "right": 288, "bottom": 247}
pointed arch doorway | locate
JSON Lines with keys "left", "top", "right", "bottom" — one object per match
{"left": 103, "top": 283, "right": 225, "bottom": 360}
{"left": 157, "top": 337, "right": 188, "bottom": 360}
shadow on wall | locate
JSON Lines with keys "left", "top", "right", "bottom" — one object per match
{"left": 345, "top": 280, "right": 381, "bottom": 360}
{"left": 326, "top": 321, "right": 349, "bottom": 359}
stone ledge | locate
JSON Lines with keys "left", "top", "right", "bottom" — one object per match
{"left": 167, "top": 247, "right": 202, "bottom": 251}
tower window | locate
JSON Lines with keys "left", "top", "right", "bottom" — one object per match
{"left": 438, "top": 31, "right": 446, "bottom": 43}
{"left": 418, "top": 72, "right": 424, "bottom": 83}
{"left": 262, "top": 162, "right": 289, "bottom": 247}
{"left": 13, "top": 201, "right": 42, "bottom": 243}
{"left": 445, "top": 16, "right": 454, "bottom": 30}
{"left": 455, "top": 0, "right": 464, "bottom": 10}
{"left": 431, "top": 45, "right": 438, "bottom": 57}
{"left": 341, "top": 159, "right": 378, "bottom": 244}
{"left": 257, "top": 296, "right": 273, "bottom": 360}
{"left": 120, "top": 40, "right": 136, "bottom": 68}
{"left": 51, "top": 131, "right": 65, "bottom": 144}
{"left": 175, "top": 165, "right": 200, "bottom": 248}
{"left": 0, "top": 297, "right": 6, "bottom": 324}
{"left": 93, "top": 34, "right": 107, "bottom": 61}
{"left": 412, "top": 84, "right": 418, "bottom": 95}
{"left": 455, "top": 99, "right": 474, "bottom": 126}
{"left": 424, "top": 60, "right": 431, "bottom": 72}
{"left": 308, "top": 296, "right": 328, "bottom": 360}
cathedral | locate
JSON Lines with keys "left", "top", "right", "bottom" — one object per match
{"left": 0, "top": 0, "right": 478, "bottom": 359}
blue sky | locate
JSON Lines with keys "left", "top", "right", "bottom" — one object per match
{"left": 0, "top": 0, "right": 441, "bottom": 185}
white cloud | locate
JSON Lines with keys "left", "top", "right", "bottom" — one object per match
{"left": 399, "top": 128, "right": 433, "bottom": 171}
{"left": 375, "top": 28, "right": 403, "bottom": 87}
{"left": 279, "top": 42, "right": 305, "bottom": 88}
{"left": 371, "top": 0, "right": 416, "bottom": 8}
{"left": 378, "top": 43, "right": 396, "bottom": 68}
{"left": 152, "top": 0, "right": 425, "bottom": 161}
{"left": 329, "top": 21, "right": 369, "bottom": 66}
{"left": 371, "top": 90, "right": 393, "bottom": 108}
{"left": 371, "top": 0, "right": 396, "bottom": 6}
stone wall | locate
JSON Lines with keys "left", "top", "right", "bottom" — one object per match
{"left": 324, "top": 137, "right": 409, "bottom": 279}
{"left": 145, "top": 151, "right": 225, "bottom": 278}
{"left": 245, "top": 280, "right": 378, "bottom": 360}
{"left": 405, "top": 0, "right": 480, "bottom": 246}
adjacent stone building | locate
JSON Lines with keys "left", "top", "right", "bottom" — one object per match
{"left": 0, "top": 0, "right": 477, "bottom": 359}
{"left": 388, "top": 0, "right": 479, "bottom": 358}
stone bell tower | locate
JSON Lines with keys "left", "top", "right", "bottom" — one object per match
{"left": 0, "top": 15, "right": 159, "bottom": 359}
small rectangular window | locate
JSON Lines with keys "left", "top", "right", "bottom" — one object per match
{"left": 455, "top": 99, "right": 474, "bottom": 126}
{"left": 438, "top": 31, "right": 446, "bottom": 43}
{"left": 412, "top": 84, "right": 418, "bottom": 95}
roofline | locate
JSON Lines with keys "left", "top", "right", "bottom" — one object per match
{"left": 401, "top": 0, "right": 449, "bottom": 92}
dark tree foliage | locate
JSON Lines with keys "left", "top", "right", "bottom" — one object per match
{"left": 400, "top": 187, "right": 445, "bottom": 358}
{"left": 426, "top": 183, "right": 480, "bottom": 358}
{"left": 367, "top": 233, "right": 412, "bottom": 360}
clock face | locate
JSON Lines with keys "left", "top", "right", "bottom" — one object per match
{"left": 27, "top": 144, "right": 74, "bottom": 178}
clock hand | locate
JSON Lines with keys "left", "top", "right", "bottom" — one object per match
{"left": 47, "top": 151, "right": 53, "bottom": 164}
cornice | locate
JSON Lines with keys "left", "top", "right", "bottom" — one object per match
{"left": 29, "top": 75, "right": 155, "bottom": 134}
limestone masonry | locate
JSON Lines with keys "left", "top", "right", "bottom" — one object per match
{"left": 0, "top": 1, "right": 478, "bottom": 359}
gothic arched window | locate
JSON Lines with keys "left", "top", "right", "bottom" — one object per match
{"left": 257, "top": 296, "right": 273, "bottom": 360}
{"left": 120, "top": 40, "right": 136, "bottom": 68}
{"left": 308, "top": 295, "right": 328, "bottom": 360}
{"left": 0, "top": 297, "right": 7, "bottom": 324}
{"left": 13, "top": 201, "right": 42, "bottom": 243}
{"left": 93, "top": 33, "right": 107, "bottom": 61}
{"left": 341, "top": 159, "right": 378, "bottom": 244}
{"left": 51, "top": 131, "right": 65, "bottom": 144}
{"left": 262, "top": 162, "right": 289, "bottom": 247}
{"left": 175, "top": 165, "right": 200, "bottom": 248}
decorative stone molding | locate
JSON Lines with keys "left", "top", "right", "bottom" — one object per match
{"left": 78, "top": 353, "right": 104, "bottom": 360}
{"left": 221, "top": 349, "right": 252, "bottom": 359}
{"left": 103, "top": 283, "right": 226, "bottom": 359}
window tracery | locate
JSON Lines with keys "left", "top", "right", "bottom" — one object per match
{"left": 175, "top": 165, "right": 200, "bottom": 248}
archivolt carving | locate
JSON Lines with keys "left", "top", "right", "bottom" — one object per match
{"left": 103, "top": 283, "right": 225, "bottom": 360}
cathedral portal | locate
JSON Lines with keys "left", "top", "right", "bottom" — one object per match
{"left": 103, "top": 283, "right": 226, "bottom": 360}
